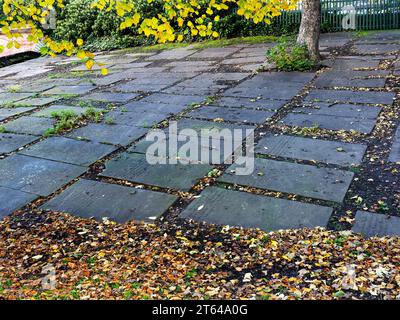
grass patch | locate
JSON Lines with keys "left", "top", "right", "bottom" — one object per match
{"left": 0, "top": 126, "right": 6, "bottom": 133}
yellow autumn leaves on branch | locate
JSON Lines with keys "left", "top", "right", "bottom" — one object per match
{"left": 0, "top": 0, "right": 299, "bottom": 70}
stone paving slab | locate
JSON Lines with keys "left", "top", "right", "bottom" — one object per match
{"left": 162, "top": 85, "right": 218, "bottom": 96}
{"left": 110, "top": 82, "right": 169, "bottom": 93}
{"left": 221, "top": 56, "right": 266, "bottom": 65}
{"left": 353, "top": 44, "right": 400, "bottom": 54}
{"left": 0, "top": 133, "right": 38, "bottom": 154}
{"left": 166, "top": 60, "right": 217, "bottom": 72}
{"left": 189, "top": 47, "right": 239, "bottom": 59}
{"left": 42, "top": 85, "right": 95, "bottom": 96}
{"left": 123, "top": 101, "right": 190, "bottom": 114}
{"left": 315, "top": 73, "right": 387, "bottom": 88}
{"left": 67, "top": 123, "right": 147, "bottom": 146}
{"left": 32, "top": 105, "right": 102, "bottom": 117}
{"left": 0, "top": 107, "right": 36, "bottom": 121}
{"left": 180, "top": 186, "right": 333, "bottom": 231}
{"left": 255, "top": 134, "right": 367, "bottom": 166}
{"left": 101, "top": 152, "right": 213, "bottom": 191}
{"left": 3, "top": 116, "right": 55, "bottom": 136}
{"left": 139, "top": 93, "right": 205, "bottom": 105}
{"left": 219, "top": 158, "right": 354, "bottom": 202}
{"left": 293, "top": 103, "right": 382, "bottom": 120}
{"left": 389, "top": 126, "right": 400, "bottom": 163}
{"left": 41, "top": 179, "right": 178, "bottom": 223}
{"left": 224, "top": 85, "right": 303, "bottom": 100}
{"left": 81, "top": 92, "right": 139, "bottom": 103}
{"left": 0, "top": 154, "right": 86, "bottom": 196}
{"left": 0, "top": 92, "right": 33, "bottom": 105}
{"left": 330, "top": 57, "right": 382, "bottom": 70}
{"left": 146, "top": 48, "right": 196, "bottom": 60}
{"left": 14, "top": 96, "right": 63, "bottom": 107}
{"left": 20, "top": 136, "right": 117, "bottom": 166}
{"left": 213, "top": 96, "right": 286, "bottom": 110}
{"left": 352, "top": 211, "right": 400, "bottom": 238}
{"left": 0, "top": 186, "right": 37, "bottom": 217}
{"left": 304, "top": 89, "right": 395, "bottom": 105}
{"left": 105, "top": 109, "right": 167, "bottom": 127}
{"left": 186, "top": 105, "right": 275, "bottom": 124}
{"left": 281, "top": 113, "right": 377, "bottom": 134}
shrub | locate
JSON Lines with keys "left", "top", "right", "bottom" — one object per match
{"left": 266, "top": 40, "right": 315, "bottom": 71}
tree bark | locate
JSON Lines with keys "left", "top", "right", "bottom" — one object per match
{"left": 297, "top": 0, "right": 321, "bottom": 62}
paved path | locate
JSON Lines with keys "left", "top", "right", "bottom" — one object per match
{"left": 0, "top": 31, "right": 399, "bottom": 237}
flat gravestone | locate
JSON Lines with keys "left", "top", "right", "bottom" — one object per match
{"left": 41, "top": 179, "right": 177, "bottom": 223}
{"left": 186, "top": 105, "right": 275, "bottom": 124}
{"left": 0, "top": 133, "right": 37, "bottom": 154}
{"left": 281, "top": 113, "right": 377, "bottom": 134}
{"left": 305, "top": 89, "right": 395, "bottom": 105}
{"left": 139, "top": 93, "right": 205, "bottom": 106}
{"left": 0, "top": 107, "right": 36, "bottom": 121}
{"left": 293, "top": 103, "right": 381, "bottom": 120}
{"left": 20, "top": 137, "right": 116, "bottom": 166}
{"left": 81, "top": 92, "right": 139, "bottom": 103}
{"left": 352, "top": 211, "right": 400, "bottom": 237}
{"left": 42, "top": 85, "right": 95, "bottom": 96}
{"left": 106, "top": 110, "right": 167, "bottom": 127}
{"left": 180, "top": 186, "right": 333, "bottom": 231}
{"left": 123, "top": 101, "right": 189, "bottom": 114}
{"left": 68, "top": 123, "right": 147, "bottom": 146}
{"left": 0, "top": 186, "right": 37, "bottom": 217}
{"left": 3, "top": 116, "right": 55, "bottom": 136}
{"left": 0, "top": 154, "right": 86, "bottom": 196}
{"left": 101, "top": 152, "right": 213, "bottom": 191}
{"left": 214, "top": 96, "right": 286, "bottom": 110}
{"left": 219, "top": 158, "right": 354, "bottom": 202}
{"left": 388, "top": 126, "right": 400, "bottom": 163}
{"left": 14, "top": 96, "right": 62, "bottom": 107}
{"left": 255, "top": 135, "right": 367, "bottom": 166}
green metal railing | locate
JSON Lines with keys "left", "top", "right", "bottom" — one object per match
{"left": 275, "top": 0, "right": 400, "bottom": 31}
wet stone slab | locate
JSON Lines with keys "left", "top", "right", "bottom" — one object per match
{"left": 0, "top": 107, "right": 36, "bottom": 121}
{"left": 281, "top": 113, "right": 377, "bottom": 134}
{"left": 352, "top": 211, "right": 400, "bottom": 237}
{"left": 67, "top": 123, "right": 147, "bottom": 146}
{"left": 304, "top": 89, "right": 395, "bottom": 105}
{"left": 180, "top": 186, "right": 333, "bottom": 231}
{"left": 41, "top": 179, "right": 178, "bottom": 223}
{"left": 213, "top": 96, "right": 286, "bottom": 110}
{"left": 0, "top": 154, "right": 86, "bottom": 196}
{"left": 81, "top": 92, "right": 139, "bottom": 103}
{"left": 0, "top": 186, "right": 37, "bottom": 217}
{"left": 186, "top": 105, "right": 275, "bottom": 124}
{"left": 3, "top": 116, "right": 55, "bottom": 136}
{"left": 20, "top": 137, "right": 117, "bottom": 166}
{"left": 388, "top": 126, "right": 400, "bottom": 163}
{"left": 219, "top": 158, "right": 354, "bottom": 202}
{"left": 0, "top": 92, "right": 33, "bottom": 105}
{"left": 105, "top": 109, "right": 167, "bottom": 127}
{"left": 255, "top": 135, "right": 367, "bottom": 166}
{"left": 101, "top": 152, "right": 213, "bottom": 191}
{"left": 0, "top": 133, "right": 38, "bottom": 154}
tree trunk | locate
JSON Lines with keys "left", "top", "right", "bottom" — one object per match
{"left": 297, "top": 0, "right": 321, "bottom": 62}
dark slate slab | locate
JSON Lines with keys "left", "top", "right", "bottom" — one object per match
{"left": 111, "top": 82, "right": 168, "bottom": 93}
{"left": 189, "top": 47, "right": 239, "bottom": 59}
{"left": 0, "top": 133, "right": 38, "bottom": 154}
{"left": 0, "top": 107, "right": 36, "bottom": 121}
{"left": 42, "top": 85, "right": 95, "bottom": 95}
{"left": 122, "top": 101, "right": 189, "bottom": 114}
{"left": 101, "top": 152, "right": 213, "bottom": 191}
{"left": 353, "top": 44, "right": 400, "bottom": 54}
{"left": 214, "top": 96, "right": 286, "bottom": 110}
{"left": 32, "top": 105, "right": 102, "bottom": 117}
{"left": 162, "top": 85, "right": 218, "bottom": 96}
{"left": 281, "top": 113, "right": 377, "bottom": 134}
{"left": 293, "top": 103, "right": 382, "bottom": 120}
{"left": 146, "top": 48, "right": 196, "bottom": 60}
{"left": 81, "top": 92, "right": 139, "bottom": 103}
{"left": 3, "top": 116, "right": 55, "bottom": 136}
{"left": 0, "top": 92, "right": 32, "bottom": 105}
{"left": 352, "top": 211, "right": 400, "bottom": 237}
{"left": 219, "top": 158, "right": 354, "bottom": 202}
{"left": 67, "top": 123, "right": 147, "bottom": 146}
{"left": 255, "top": 135, "right": 367, "bottom": 166}
{"left": 14, "top": 96, "right": 62, "bottom": 107}
{"left": 0, "top": 154, "right": 86, "bottom": 196}
{"left": 224, "top": 85, "right": 303, "bottom": 100}
{"left": 106, "top": 109, "right": 167, "bottom": 127}
{"left": 180, "top": 186, "right": 333, "bottom": 231}
{"left": 0, "top": 186, "right": 37, "bottom": 217}
{"left": 186, "top": 106, "right": 275, "bottom": 124}
{"left": 20, "top": 137, "right": 116, "bottom": 166}
{"left": 139, "top": 93, "right": 205, "bottom": 106}
{"left": 304, "top": 89, "right": 395, "bottom": 105}
{"left": 41, "top": 179, "right": 177, "bottom": 223}
{"left": 388, "top": 126, "right": 400, "bottom": 163}
{"left": 331, "top": 57, "right": 381, "bottom": 70}
{"left": 315, "top": 74, "right": 387, "bottom": 88}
